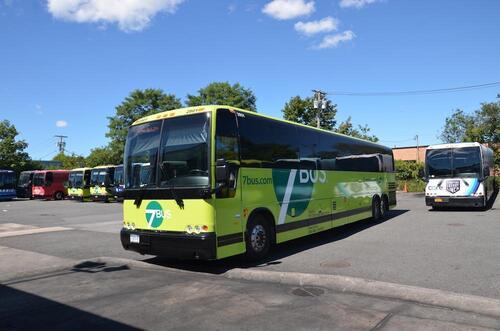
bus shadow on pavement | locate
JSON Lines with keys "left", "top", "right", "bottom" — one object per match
{"left": 0, "top": 284, "right": 139, "bottom": 330}
{"left": 144, "top": 209, "right": 409, "bottom": 275}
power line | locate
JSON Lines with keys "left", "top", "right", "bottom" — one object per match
{"left": 38, "top": 150, "right": 59, "bottom": 160}
{"left": 326, "top": 81, "right": 500, "bottom": 96}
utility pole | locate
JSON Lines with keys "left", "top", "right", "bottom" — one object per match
{"left": 312, "top": 89, "right": 327, "bottom": 128}
{"left": 55, "top": 135, "right": 68, "bottom": 154}
{"left": 415, "top": 134, "right": 420, "bottom": 163}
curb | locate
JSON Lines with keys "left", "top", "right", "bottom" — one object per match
{"left": 225, "top": 268, "right": 500, "bottom": 318}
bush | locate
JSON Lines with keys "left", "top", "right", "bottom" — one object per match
{"left": 397, "top": 179, "right": 426, "bottom": 192}
{"left": 395, "top": 160, "right": 424, "bottom": 181}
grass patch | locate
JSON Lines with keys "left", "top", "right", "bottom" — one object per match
{"left": 397, "top": 180, "right": 426, "bottom": 192}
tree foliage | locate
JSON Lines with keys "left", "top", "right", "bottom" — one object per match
{"left": 0, "top": 120, "right": 39, "bottom": 173}
{"left": 439, "top": 109, "right": 475, "bottom": 143}
{"left": 86, "top": 146, "right": 117, "bottom": 168}
{"left": 440, "top": 96, "right": 499, "bottom": 167}
{"left": 395, "top": 160, "right": 424, "bottom": 181}
{"left": 335, "top": 116, "right": 379, "bottom": 142}
{"left": 186, "top": 82, "right": 257, "bottom": 112}
{"left": 52, "top": 152, "right": 86, "bottom": 169}
{"left": 282, "top": 96, "right": 337, "bottom": 130}
{"left": 105, "top": 88, "right": 182, "bottom": 164}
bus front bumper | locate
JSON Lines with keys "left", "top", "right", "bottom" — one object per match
{"left": 425, "top": 196, "right": 485, "bottom": 208}
{"left": 91, "top": 195, "right": 111, "bottom": 202}
{"left": 68, "top": 195, "right": 88, "bottom": 202}
{"left": 120, "top": 229, "right": 216, "bottom": 260}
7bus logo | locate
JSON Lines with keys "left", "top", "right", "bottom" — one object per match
{"left": 144, "top": 201, "right": 172, "bottom": 228}
{"left": 299, "top": 170, "right": 327, "bottom": 184}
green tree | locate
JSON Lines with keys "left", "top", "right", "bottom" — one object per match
{"left": 52, "top": 152, "right": 86, "bottom": 169}
{"left": 186, "top": 82, "right": 257, "bottom": 112}
{"left": 0, "top": 120, "right": 39, "bottom": 173}
{"left": 282, "top": 96, "right": 337, "bottom": 130}
{"left": 106, "top": 88, "right": 182, "bottom": 164}
{"left": 439, "top": 109, "right": 475, "bottom": 143}
{"left": 440, "top": 97, "right": 499, "bottom": 167}
{"left": 86, "top": 146, "right": 117, "bottom": 168}
{"left": 335, "top": 117, "right": 379, "bottom": 142}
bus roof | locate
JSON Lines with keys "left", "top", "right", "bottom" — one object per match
{"left": 33, "top": 170, "right": 69, "bottom": 173}
{"left": 70, "top": 167, "right": 92, "bottom": 172}
{"left": 91, "top": 165, "right": 116, "bottom": 169}
{"left": 131, "top": 105, "right": 390, "bottom": 149}
{"left": 426, "top": 142, "right": 482, "bottom": 150}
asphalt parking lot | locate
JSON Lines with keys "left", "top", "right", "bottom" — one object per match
{"left": 1, "top": 193, "right": 499, "bottom": 330}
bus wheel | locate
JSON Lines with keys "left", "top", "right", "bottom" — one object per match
{"left": 245, "top": 214, "right": 272, "bottom": 261}
{"left": 380, "top": 195, "right": 389, "bottom": 219}
{"left": 372, "top": 196, "right": 381, "bottom": 222}
{"left": 54, "top": 191, "right": 64, "bottom": 200}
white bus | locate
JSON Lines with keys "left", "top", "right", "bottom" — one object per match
{"left": 425, "top": 142, "right": 496, "bottom": 209}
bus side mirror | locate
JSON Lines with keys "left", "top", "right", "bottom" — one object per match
{"left": 216, "top": 159, "right": 228, "bottom": 184}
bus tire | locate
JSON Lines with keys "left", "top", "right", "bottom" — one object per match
{"left": 245, "top": 214, "right": 272, "bottom": 261}
{"left": 371, "top": 196, "right": 381, "bottom": 222}
{"left": 54, "top": 191, "right": 64, "bottom": 200}
{"left": 380, "top": 194, "right": 389, "bottom": 219}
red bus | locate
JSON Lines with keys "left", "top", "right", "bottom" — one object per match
{"left": 32, "top": 170, "right": 69, "bottom": 200}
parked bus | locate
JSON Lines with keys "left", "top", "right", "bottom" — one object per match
{"left": 32, "top": 170, "right": 69, "bottom": 200}
{"left": 16, "top": 170, "right": 35, "bottom": 199}
{"left": 90, "top": 165, "right": 117, "bottom": 202}
{"left": 120, "top": 106, "right": 396, "bottom": 260}
{"left": 0, "top": 170, "right": 17, "bottom": 201}
{"left": 67, "top": 168, "right": 92, "bottom": 201}
{"left": 111, "top": 164, "right": 124, "bottom": 201}
{"left": 425, "top": 142, "right": 496, "bottom": 209}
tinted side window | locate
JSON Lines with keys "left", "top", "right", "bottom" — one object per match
{"left": 298, "top": 127, "right": 319, "bottom": 170}
{"left": 317, "top": 132, "right": 339, "bottom": 170}
{"left": 239, "top": 114, "right": 299, "bottom": 169}
{"left": 216, "top": 109, "right": 239, "bottom": 163}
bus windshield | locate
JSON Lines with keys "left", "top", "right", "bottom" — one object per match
{"left": 0, "top": 172, "right": 15, "bottom": 189}
{"left": 90, "top": 169, "right": 107, "bottom": 186}
{"left": 18, "top": 172, "right": 32, "bottom": 186}
{"left": 114, "top": 166, "right": 124, "bottom": 186}
{"left": 426, "top": 147, "right": 481, "bottom": 178}
{"left": 33, "top": 172, "right": 46, "bottom": 186}
{"left": 68, "top": 171, "right": 84, "bottom": 188}
{"left": 125, "top": 113, "right": 210, "bottom": 189}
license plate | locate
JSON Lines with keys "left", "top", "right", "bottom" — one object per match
{"left": 130, "top": 234, "right": 140, "bottom": 244}
{"left": 434, "top": 198, "right": 443, "bottom": 202}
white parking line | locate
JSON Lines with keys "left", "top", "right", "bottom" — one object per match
{"left": 0, "top": 226, "right": 72, "bottom": 238}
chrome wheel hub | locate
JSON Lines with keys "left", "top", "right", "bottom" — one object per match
{"left": 250, "top": 225, "right": 266, "bottom": 252}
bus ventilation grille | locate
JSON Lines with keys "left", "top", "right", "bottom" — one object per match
{"left": 388, "top": 182, "right": 397, "bottom": 191}
{"left": 332, "top": 201, "right": 337, "bottom": 210}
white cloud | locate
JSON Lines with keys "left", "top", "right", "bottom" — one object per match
{"left": 339, "top": 0, "right": 378, "bottom": 9}
{"left": 262, "top": 0, "right": 315, "bottom": 20}
{"left": 316, "top": 30, "right": 355, "bottom": 49}
{"left": 56, "top": 120, "right": 68, "bottom": 128}
{"left": 294, "top": 17, "right": 338, "bottom": 36}
{"left": 46, "top": 0, "right": 185, "bottom": 32}
{"left": 228, "top": 3, "right": 236, "bottom": 14}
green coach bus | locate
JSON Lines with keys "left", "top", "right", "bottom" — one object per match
{"left": 120, "top": 105, "right": 396, "bottom": 260}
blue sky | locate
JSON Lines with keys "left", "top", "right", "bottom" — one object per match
{"left": 1, "top": 0, "right": 499, "bottom": 160}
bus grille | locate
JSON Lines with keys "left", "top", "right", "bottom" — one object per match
{"left": 332, "top": 201, "right": 337, "bottom": 210}
{"left": 388, "top": 182, "right": 397, "bottom": 191}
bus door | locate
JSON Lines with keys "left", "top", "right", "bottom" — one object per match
{"left": 214, "top": 109, "right": 245, "bottom": 258}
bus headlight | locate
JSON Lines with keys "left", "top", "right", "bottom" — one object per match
{"left": 186, "top": 225, "right": 193, "bottom": 234}
{"left": 193, "top": 225, "right": 201, "bottom": 234}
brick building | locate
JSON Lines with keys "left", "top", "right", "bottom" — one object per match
{"left": 392, "top": 145, "right": 428, "bottom": 163}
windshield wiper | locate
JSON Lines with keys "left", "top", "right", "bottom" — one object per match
{"left": 159, "top": 161, "right": 184, "bottom": 209}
